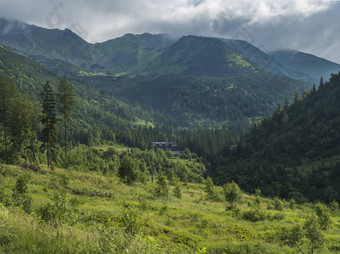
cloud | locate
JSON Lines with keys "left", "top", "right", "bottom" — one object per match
{"left": 0, "top": 0, "right": 339, "bottom": 62}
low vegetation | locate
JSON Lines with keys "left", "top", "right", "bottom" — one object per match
{"left": 0, "top": 160, "right": 339, "bottom": 253}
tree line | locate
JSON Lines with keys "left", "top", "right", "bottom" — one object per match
{"left": 0, "top": 76, "right": 76, "bottom": 167}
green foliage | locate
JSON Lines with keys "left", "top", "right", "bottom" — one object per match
{"left": 330, "top": 200, "right": 339, "bottom": 212}
{"left": 38, "top": 193, "right": 75, "bottom": 226}
{"left": 12, "top": 174, "right": 32, "bottom": 213}
{"left": 216, "top": 72, "right": 340, "bottom": 203}
{"left": 254, "top": 188, "right": 261, "bottom": 207}
{"left": 0, "top": 164, "right": 339, "bottom": 253}
{"left": 173, "top": 178, "right": 182, "bottom": 199}
{"left": 119, "top": 205, "right": 140, "bottom": 235}
{"left": 224, "top": 181, "right": 242, "bottom": 209}
{"left": 204, "top": 177, "right": 218, "bottom": 201}
{"left": 273, "top": 197, "right": 284, "bottom": 211}
{"left": 155, "top": 171, "right": 169, "bottom": 197}
{"left": 40, "top": 81, "right": 58, "bottom": 168}
{"left": 314, "top": 202, "right": 331, "bottom": 230}
{"left": 56, "top": 78, "right": 76, "bottom": 157}
{"left": 289, "top": 198, "right": 297, "bottom": 209}
{"left": 242, "top": 208, "right": 267, "bottom": 222}
{"left": 119, "top": 155, "right": 138, "bottom": 184}
{"left": 303, "top": 215, "right": 325, "bottom": 253}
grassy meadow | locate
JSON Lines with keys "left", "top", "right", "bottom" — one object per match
{"left": 0, "top": 159, "right": 339, "bottom": 253}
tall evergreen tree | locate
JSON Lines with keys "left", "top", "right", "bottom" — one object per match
{"left": 40, "top": 81, "right": 58, "bottom": 168}
{"left": 294, "top": 91, "right": 299, "bottom": 103}
{"left": 283, "top": 96, "right": 289, "bottom": 110}
{"left": 0, "top": 76, "right": 18, "bottom": 162}
{"left": 7, "top": 97, "right": 38, "bottom": 163}
{"left": 56, "top": 78, "right": 76, "bottom": 157}
{"left": 319, "top": 76, "right": 324, "bottom": 88}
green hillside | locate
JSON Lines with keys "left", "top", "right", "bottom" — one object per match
{"left": 215, "top": 73, "right": 340, "bottom": 202}
{"left": 84, "top": 71, "right": 311, "bottom": 129}
{"left": 220, "top": 38, "right": 290, "bottom": 78}
{"left": 0, "top": 159, "right": 339, "bottom": 253}
{"left": 0, "top": 43, "right": 175, "bottom": 150}
{"left": 148, "top": 36, "right": 256, "bottom": 76}
{"left": 0, "top": 19, "right": 172, "bottom": 75}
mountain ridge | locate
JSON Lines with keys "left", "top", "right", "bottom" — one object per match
{"left": 1, "top": 18, "right": 338, "bottom": 83}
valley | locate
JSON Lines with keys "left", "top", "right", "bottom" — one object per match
{"left": 0, "top": 17, "right": 340, "bottom": 253}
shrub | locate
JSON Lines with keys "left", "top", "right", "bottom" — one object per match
{"left": 118, "top": 155, "right": 138, "bottom": 185}
{"left": 329, "top": 200, "right": 339, "bottom": 215}
{"left": 224, "top": 181, "right": 241, "bottom": 210}
{"left": 173, "top": 177, "right": 182, "bottom": 199}
{"left": 314, "top": 202, "right": 331, "bottom": 230}
{"left": 12, "top": 174, "right": 32, "bottom": 213}
{"left": 303, "top": 215, "right": 325, "bottom": 252}
{"left": 155, "top": 172, "right": 169, "bottom": 197}
{"left": 38, "top": 193, "right": 74, "bottom": 226}
{"left": 204, "top": 177, "right": 218, "bottom": 201}
{"left": 119, "top": 205, "right": 140, "bottom": 235}
{"left": 289, "top": 198, "right": 296, "bottom": 209}
{"left": 242, "top": 209, "right": 267, "bottom": 222}
{"left": 254, "top": 188, "right": 261, "bottom": 207}
{"left": 273, "top": 197, "right": 283, "bottom": 211}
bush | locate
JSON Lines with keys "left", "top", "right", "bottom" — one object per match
{"left": 242, "top": 209, "right": 267, "bottom": 222}
{"left": 303, "top": 215, "right": 325, "bottom": 252}
{"left": 119, "top": 205, "right": 140, "bottom": 235}
{"left": 330, "top": 200, "right": 339, "bottom": 215}
{"left": 254, "top": 188, "right": 261, "bottom": 207}
{"left": 12, "top": 174, "right": 32, "bottom": 213}
{"left": 38, "top": 193, "right": 74, "bottom": 226}
{"left": 314, "top": 202, "right": 331, "bottom": 230}
{"left": 224, "top": 181, "right": 242, "bottom": 209}
{"left": 118, "top": 155, "right": 138, "bottom": 185}
{"left": 273, "top": 197, "right": 283, "bottom": 211}
{"left": 155, "top": 172, "right": 169, "bottom": 197}
{"left": 289, "top": 198, "right": 296, "bottom": 209}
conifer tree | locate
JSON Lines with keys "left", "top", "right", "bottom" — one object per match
{"left": 7, "top": 97, "right": 38, "bottom": 163}
{"left": 319, "top": 76, "right": 324, "bottom": 88}
{"left": 294, "top": 91, "right": 299, "bottom": 103}
{"left": 0, "top": 77, "right": 18, "bottom": 162}
{"left": 40, "top": 81, "right": 58, "bottom": 168}
{"left": 56, "top": 78, "right": 76, "bottom": 157}
{"left": 283, "top": 96, "right": 289, "bottom": 110}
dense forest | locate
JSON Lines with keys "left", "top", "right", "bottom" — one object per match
{"left": 213, "top": 74, "right": 340, "bottom": 203}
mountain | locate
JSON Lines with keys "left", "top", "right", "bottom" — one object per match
{"left": 270, "top": 50, "right": 340, "bottom": 84}
{"left": 80, "top": 36, "right": 311, "bottom": 128}
{"left": 215, "top": 72, "right": 340, "bottom": 202}
{"left": 0, "top": 18, "right": 174, "bottom": 75}
{"left": 148, "top": 35, "right": 258, "bottom": 76}
{"left": 0, "top": 19, "right": 90, "bottom": 66}
{"left": 0, "top": 19, "right": 314, "bottom": 129}
{"left": 219, "top": 38, "right": 290, "bottom": 77}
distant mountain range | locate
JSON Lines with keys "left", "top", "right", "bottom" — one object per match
{"left": 1, "top": 18, "right": 339, "bottom": 128}
{"left": 1, "top": 18, "right": 339, "bottom": 84}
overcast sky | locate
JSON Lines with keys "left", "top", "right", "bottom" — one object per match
{"left": 1, "top": 0, "right": 340, "bottom": 63}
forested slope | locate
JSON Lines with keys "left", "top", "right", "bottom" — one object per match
{"left": 216, "top": 74, "right": 340, "bottom": 202}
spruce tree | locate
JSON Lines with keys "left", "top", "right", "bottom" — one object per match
{"left": 7, "top": 97, "right": 38, "bottom": 163}
{"left": 319, "top": 76, "right": 324, "bottom": 88}
{"left": 40, "top": 81, "right": 58, "bottom": 168}
{"left": 56, "top": 78, "right": 76, "bottom": 157}
{"left": 0, "top": 76, "right": 18, "bottom": 162}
